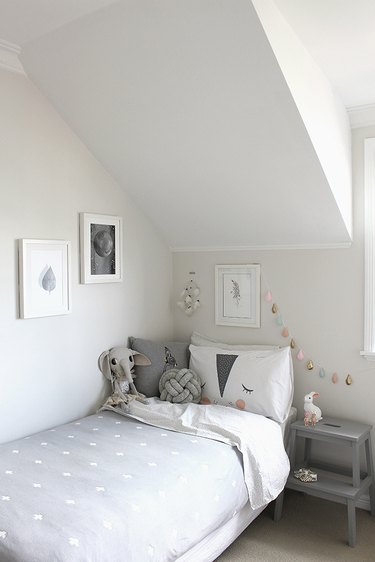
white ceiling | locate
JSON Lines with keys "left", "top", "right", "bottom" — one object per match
{"left": 273, "top": 0, "right": 375, "bottom": 108}
{"left": 2, "top": 0, "right": 373, "bottom": 109}
{"left": 1, "top": 0, "right": 366, "bottom": 249}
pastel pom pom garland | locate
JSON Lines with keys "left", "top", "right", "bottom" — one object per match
{"left": 263, "top": 281, "right": 353, "bottom": 386}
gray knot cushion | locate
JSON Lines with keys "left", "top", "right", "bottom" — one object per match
{"left": 159, "top": 368, "right": 202, "bottom": 404}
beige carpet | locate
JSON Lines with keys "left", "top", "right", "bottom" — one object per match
{"left": 216, "top": 490, "right": 375, "bottom": 561}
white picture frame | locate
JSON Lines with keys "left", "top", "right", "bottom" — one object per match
{"left": 80, "top": 213, "right": 122, "bottom": 284}
{"left": 18, "top": 239, "right": 71, "bottom": 319}
{"left": 215, "top": 264, "right": 261, "bottom": 328}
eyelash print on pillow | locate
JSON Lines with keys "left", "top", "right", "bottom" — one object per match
{"left": 189, "top": 344, "right": 293, "bottom": 422}
{"left": 242, "top": 384, "right": 253, "bottom": 394}
{"left": 208, "top": 354, "right": 254, "bottom": 410}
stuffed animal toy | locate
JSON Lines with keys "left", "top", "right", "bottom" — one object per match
{"left": 98, "top": 346, "right": 151, "bottom": 408}
{"left": 304, "top": 391, "right": 322, "bottom": 425}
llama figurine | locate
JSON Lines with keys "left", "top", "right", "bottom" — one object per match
{"left": 304, "top": 391, "right": 322, "bottom": 426}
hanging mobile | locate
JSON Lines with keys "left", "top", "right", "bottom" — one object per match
{"left": 177, "top": 272, "right": 201, "bottom": 316}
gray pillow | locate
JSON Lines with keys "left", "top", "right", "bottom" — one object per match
{"left": 128, "top": 337, "right": 190, "bottom": 397}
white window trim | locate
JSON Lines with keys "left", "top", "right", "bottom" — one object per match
{"left": 361, "top": 137, "right": 375, "bottom": 360}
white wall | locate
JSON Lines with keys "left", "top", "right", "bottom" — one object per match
{"left": 0, "top": 68, "right": 173, "bottom": 444}
{"left": 173, "top": 125, "right": 375, "bottom": 475}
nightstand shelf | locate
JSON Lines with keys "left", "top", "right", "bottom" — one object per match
{"left": 286, "top": 469, "right": 373, "bottom": 501}
{"left": 275, "top": 416, "right": 375, "bottom": 547}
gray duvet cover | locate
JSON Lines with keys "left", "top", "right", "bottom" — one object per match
{"left": 0, "top": 411, "right": 248, "bottom": 562}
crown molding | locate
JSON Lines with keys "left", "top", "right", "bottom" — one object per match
{"left": 0, "top": 39, "right": 25, "bottom": 75}
{"left": 171, "top": 242, "right": 352, "bottom": 253}
{"left": 347, "top": 103, "right": 375, "bottom": 129}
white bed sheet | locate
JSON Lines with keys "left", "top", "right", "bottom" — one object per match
{"left": 176, "top": 405, "right": 297, "bottom": 562}
{"left": 118, "top": 398, "right": 290, "bottom": 510}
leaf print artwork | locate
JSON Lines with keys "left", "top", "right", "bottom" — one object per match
{"left": 230, "top": 279, "right": 241, "bottom": 306}
{"left": 41, "top": 265, "right": 56, "bottom": 294}
{"left": 218, "top": 265, "right": 259, "bottom": 326}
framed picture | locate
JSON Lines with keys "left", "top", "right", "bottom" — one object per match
{"left": 80, "top": 213, "right": 122, "bottom": 284}
{"left": 18, "top": 239, "right": 71, "bottom": 319}
{"left": 215, "top": 264, "right": 261, "bottom": 328}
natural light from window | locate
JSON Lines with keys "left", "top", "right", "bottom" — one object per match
{"left": 361, "top": 137, "right": 375, "bottom": 359}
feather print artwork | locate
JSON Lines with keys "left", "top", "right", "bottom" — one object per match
{"left": 230, "top": 279, "right": 241, "bottom": 305}
{"left": 41, "top": 266, "right": 56, "bottom": 294}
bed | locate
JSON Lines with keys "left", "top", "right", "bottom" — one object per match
{"left": 0, "top": 336, "right": 294, "bottom": 561}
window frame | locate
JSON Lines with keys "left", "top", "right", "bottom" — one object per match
{"left": 361, "top": 137, "right": 375, "bottom": 360}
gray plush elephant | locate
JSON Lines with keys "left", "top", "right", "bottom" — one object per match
{"left": 98, "top": 346, "right": 151, "bottom": 407}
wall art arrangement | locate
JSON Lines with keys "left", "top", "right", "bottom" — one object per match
{"left": 18, "top": 239, "right": 71, "bottom": 319}
{"left": 264, "top": 287, "right": 353, "bottom": 386}
{"left": 80, "top": 213, "right": 122, "bottom": 284}
{"left": 215, "top": 264, "right": 260, "bottom": 328}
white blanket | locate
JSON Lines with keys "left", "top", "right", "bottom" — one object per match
{"left": 119, "top": 398, "right": 290, "bottom": 509}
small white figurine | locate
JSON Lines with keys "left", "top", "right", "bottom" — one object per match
{"left": 304, "top": 391, "right": 322, "bottom": 426}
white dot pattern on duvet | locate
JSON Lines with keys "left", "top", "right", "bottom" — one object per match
{"left": 0, "top": 407, "right": 284, "bottom": 561}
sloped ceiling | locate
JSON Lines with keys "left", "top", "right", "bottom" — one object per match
{"left": 274, "top": 0, "right": 375, "bottom": 108}
{"left": 5, "top": 0, "right": 353, "bottom": 249}
{"left": 0, "top": 0, "right": 118, "bottom": 45}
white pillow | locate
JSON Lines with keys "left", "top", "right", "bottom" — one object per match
{"left": 189, "top": 344, "right": 293, "bottom": 423}
{"left": 190, "top": 331, "right": 279, "bottom": 351}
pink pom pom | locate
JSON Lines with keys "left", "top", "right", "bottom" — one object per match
{"left": 265, "top": 290, "right": 272, "bottom": 302}
{"left": 297, "top": 349, "right": 304, "bottom": 361}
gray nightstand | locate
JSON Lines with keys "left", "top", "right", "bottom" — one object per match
{"left": 274, "top": 416, "right": 375, "bottom": 547}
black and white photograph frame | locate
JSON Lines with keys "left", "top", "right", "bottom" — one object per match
{"left": 215, "top": 264, "right": 261, "bottom": 328}
{"left": 19, "top": 239, "right": 71, "bottom": 319}
{"left": 80, "top": 213, "right": 122, "bottom": 284}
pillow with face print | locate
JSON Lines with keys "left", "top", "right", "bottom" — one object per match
{"left": 189, "top": 345, "right": 293, "bottom": 423}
